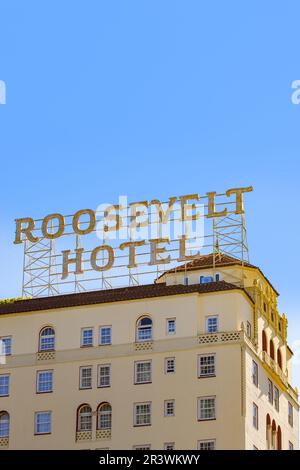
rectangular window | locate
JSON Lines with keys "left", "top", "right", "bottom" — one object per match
{"left": 165, "top": 357, "right": 175, "bottom": 374}
{"left": 288, "top": 402, "right": 293, "bottom": 427}
{"left": 79, "top": 366, "right": 92, "bottom": 389}
{"left": 164, "top": 442, "right": 175, "bottom": 450}
{"left": 133, "top": 445, "right": 151, "bottom": 450}
{"left": 134, "top": 402, "right": 151, "bottom": 426}
{"left": 198, "top": 439, "right": 216, "bottom": 450}
{"left": 135, "top": 361, "right": 152, "bottom": 384}
{"left": 37, "top": 370, "right": 53, "bottom": 393}
{"left": 184, "top": 277, "right": 189, "bottom": 286}
{"left": 198, "top": 397, "right": 216, "bottom": 421}
{"left": 0, "top": 374, "right": 10, "bottom": 397}
{"left": 98, "top": 364, "right": 111, "bottom": 388}
{"left": 198, "top": 354, "right": 216, "bottom": 377}
{"left": 268, "top": 379, "right": 273, "bottom": 404}
{"left": 252, "top": 360, "right": 258, "bottom": 387}
{"left": 253, "top": 403, "right": 258, "bottom": 430}
{"left": 164, "top": 400, "right": 175, "bottom": 417}
{"left": 81, "top": 328, "right": 93, "bottom": 347}
{"left": 247, "top": 321, "right": 251, "bottom": 338}
{"left": 289, "top": 441, "right": 294, "bottom": 450}
{"left": 200, "top": 276, "right": 213, "bottom": 284}
{"left": 166, "top": 318, "right": 176, "bottom": 335}
{"left": 35, "top": 411, "right": 52, "bottom": 435}
{"left": 206, "top": 316, "right": 218, "bottom": 333}
{"left": 99, "top": 326, "right": 112, "bottom": 345}
{"left": 274, "top": 386, "right": 279, "bottom": 412}
{"left": 0, "top": 336, "right": 12, "bottom": 356}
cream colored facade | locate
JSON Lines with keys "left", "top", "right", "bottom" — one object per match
{"left": 0, "top": 254, "right": 298, "bottom": 450}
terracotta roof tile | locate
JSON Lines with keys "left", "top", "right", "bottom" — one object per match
{"left": 0, "top": 281, "right": 252, "bottom": 315}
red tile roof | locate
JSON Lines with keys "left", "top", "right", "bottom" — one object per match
{"left": 0, "top": 280, "right": 252, "bottom": 315}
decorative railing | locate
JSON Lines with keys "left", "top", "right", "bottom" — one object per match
{"left": 134, "top": 341, "right": 153, "bottom": 351}
{"left": 37, "top": 351, "right": 56, "bottom": 361}
{"left": 96, "top": 429, "right": 111, "bottom": 440}
{"left": 262, "top": 351, "right": 288, "bottom": 387}
{"left": 76, "top": 431, "right": 92, "bottom": 441}
{"left": 0, "top": 437, "right": 9, "bottom": 448}
{"left": 198, "top": 331, "right": 242, "bottom": 345}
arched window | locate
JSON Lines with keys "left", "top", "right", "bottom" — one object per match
{"left": 97, "top": 402, "right": 112, "bottom": 430}
{"left": 270, "top": 340, "right": 275, "bottom": 360}
{"left": 136, "top": 316, "right": 152, "bottom": 342}
{"left": 277, "top": 349, "right": 282, "bottom": 369}
{"left": 277, "top": 425, "right": 282, "bottom": 450}
{"left": 262, "top": 330, "right": 267, "bottom": 353}
{"left": 77, "top": 404, "right": 92, "bottom": 432}
{"left": 271, "top": 419, "right": 277, "bottom": 450}
{"left": 0, "top": 411, "right": 9, "bottom": 438}
{"left": 39, "top": 327, "right": 55, "bottom": 352}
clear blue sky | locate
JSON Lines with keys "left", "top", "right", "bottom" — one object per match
{"left": 0, "top": 1, "right": 300, "bottom": 387}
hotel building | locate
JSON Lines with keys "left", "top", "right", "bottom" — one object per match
{"left": 0, "top": 253, "right": 298, "bottom": 450}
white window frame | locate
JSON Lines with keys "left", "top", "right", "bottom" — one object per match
{"left": 0, "top": 411, "right": 9, "bottom": 438}
{"left": 0, "top": 336, "right": 12, "bottom": 356}
{"left": 134, "top": 402, "right": 151, "bottom": 427}
{"left": 36, "top": 370, "right": 53, "bottom": 394}
{"left": 81, "top": 328, "right": 94, "bottom": 347}
{"left": 35, "top": 411, "right": 52, "bottom": 435}
{"left": 98, "top": 364, "right": 111, "bottom": 388}
{"left": 39, "top": 328, "right": 55, "bottom": 352}
{"left": 164, "top": 400, "right": 175, "bottom": 417}
{"left": 99, "top": 326, "right": 112, "bottom": 345}
{"left": 253, "top": 402, "right": 258, "bottom": 430}
{"left": 252, "top": 360, "right": 258, "bottom": 387}
{"left": 205, "top": 316, "right": 219, "bottom": 333}
{"left": 0, "top": 374, "right": 10, "bottom": 397}
{"left": 198, "top": 354, "right": 216, "bottom": 378}
{"left": 134, "top": 361, "right": 152, "bottom": 384}
{"left": 165, "top": 357, "right": 175, "bottom": 374}
{"left": 79, "top": 366, "right": 93, "bottom": 389}
{"left": 166, "top": 318, "right": 176, "bottom": 336}
{"left": 197, "top": 439, "right": 216, "bottom": 450}
{"left": 198, "top": 396, "right": 216, "bottom": 421}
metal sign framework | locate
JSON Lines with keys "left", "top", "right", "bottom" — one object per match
{"left": 21, "top": 192, "right": 250, "bottom": 298}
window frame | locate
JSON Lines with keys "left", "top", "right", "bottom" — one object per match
{"left": 98, "top": 364, "right": 111, "bottom": 388}
{"left": 0, "top": 374, "right": 10, "bottom": 397}
{"left": 268, "top": 379, "right": 273, "bottom": 405}
{"left": 165, "top": 357, "right": 176, "bottom": 374}
{"left": 77, "top": 404, "right": 92, "bottom": 432}
{"left": 34, "top": 411, "right": 52, "bottom": 435}
{"left": 252, "top": 402, "right": 259, "bottom": 430}
{"left": 0, "top": 411, "right": 10, "bottom": 438}
{"left": 205, "top": 316, "right": 219, "bottom": 334}
{"left": 0, "top": 336, "right": 12, "bottom": 356}
{"left": 164, "top": 399, "right": 175, "bottom": 417}
{"left": 97, "top": 402, "right": 112, "bottom": 430}
{"left": 274, "top": 386, "right": 279, "bottom": 412}
{"left": 99, "top": 326, "right": 112, "bottom": 346}
{"left": 36, "top": 370, "right": 53, "bottom": 394}
{"left": 197, "top": 439, "right": 216, "bottom": 450}
{"left": 197, "top": 396, "right": 216, "bottom": 421}
{"left": 39, "top": 327, "right": 55, "bottom": 352}
{"left": 79, "top": 366, "right": 93, "bottom": 390}
{"left": 198, "top": 353, "right": 216, "bottom": 378}
{"left": 81, "top": 327, "right": 94, "bottom": 348}
{"left": 133, "top": 402, "right": 152, "bottom": 427}
{"left": 252, "top": 360, "right": 258, "bottom": 387}
{"left": 136, "top": 316, "right": 153, "bottom": 343}
{"left": 288, "top": 402, "right": 293, "bottom": 427}
{"left": 134, "top": 360, "right": 152, "bottom": 385}
{"left": 166, "top": 318, "right": 176, "bottom": 336}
